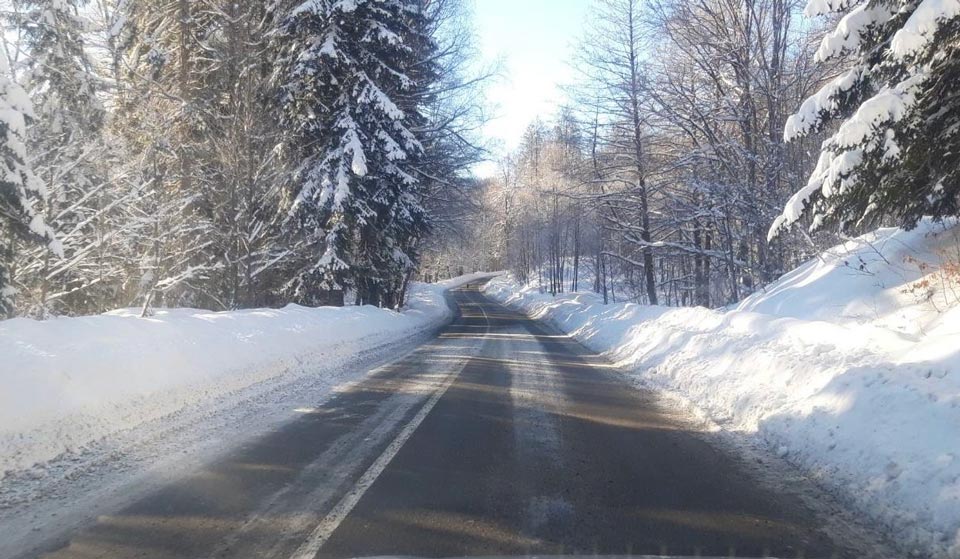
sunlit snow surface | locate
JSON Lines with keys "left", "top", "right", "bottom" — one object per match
{"left": 485, "top": 219, "right": 960, "bottom": 558}
{"left": 0, "top": 272, "right": 495, "bottom": 479}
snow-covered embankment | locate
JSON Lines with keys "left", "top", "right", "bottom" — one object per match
{"left": 483, "top": 221, "right": 960, "bottom": 557}
{"left": 0, "top": 272, "right": 495, "bottom": 479}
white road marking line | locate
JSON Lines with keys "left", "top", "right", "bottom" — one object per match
{"left": 289, "top": 286, "right": 490, "bottom": 559}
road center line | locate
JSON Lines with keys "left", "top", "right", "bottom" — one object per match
{"left": 289, "top": 287, "right": 491, "bottom": 559}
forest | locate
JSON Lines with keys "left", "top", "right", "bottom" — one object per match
{"left": 2, "top": 0, "right": 959, "bottom": 317}
{"left": 0, "top": 0, "right": 487, "bottom": 318}
{"left": 428, "top": 0, "right": 960, "bottom": 308}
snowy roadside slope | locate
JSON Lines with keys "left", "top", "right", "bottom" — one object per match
{"left": 0, "top": 272, "right": 496, "bottom": 479}
{"left": 483, "top": 220, "right": 960, "bottom": 558}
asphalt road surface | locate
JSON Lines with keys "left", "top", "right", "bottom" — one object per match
{"left": 22, "top": 283, "right": 885, "bottom": 559}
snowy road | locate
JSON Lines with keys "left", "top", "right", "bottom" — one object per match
{"left": 8, "top": 283, "right": 892, "bottom": 559}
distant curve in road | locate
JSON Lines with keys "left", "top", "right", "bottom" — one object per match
{"left": 22, "top": 283, "right": 885, "bottom": 559}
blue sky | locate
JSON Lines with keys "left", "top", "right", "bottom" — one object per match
{"left": 472, "top": 0, "right": 591, "bottom": 175}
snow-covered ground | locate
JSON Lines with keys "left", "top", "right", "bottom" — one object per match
{"left": 483, "top": 219, "right": 960, "bottom": 558}
{"left": 0, "top": 272, "right": 494, "bottom": 480}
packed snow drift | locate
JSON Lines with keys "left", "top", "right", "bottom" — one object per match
{"left": 0, "top": 273, "right": 494, "bottom": 479}
{"left": 484, "top": 219, "right": 960, "bottom": 558}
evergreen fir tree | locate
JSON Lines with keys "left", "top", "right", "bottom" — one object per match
{"left": 15, "top": 0, "right": 109, "bottom": 315}
{"left": 0, "top": 51, "right": 60, "bottom": 317}
{"left": 275, "top": 0, "right": 434, "bottom": 307}
{"left": 771, "top": 0, "right": 960, "bottom": 239}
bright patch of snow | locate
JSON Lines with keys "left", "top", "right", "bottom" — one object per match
{"left": 816, "top": 3, "right": 895, "bottom": 62}
{"left": 783, "top": 67, "right": 863, "bottom": 142}
{"left": 833, "top": 75, "right": 922, "bottom": 150}
{"left": 0, "top": 272, "right": 496, "bottom": 479}
{"left": 804, "top": 0, "right": 856, "bottom": 18}
{"left": 483, "top": 220, "right": 960, "bottom": 558}
{"left": 891, "top": 0, "right": 960, "bottom": 60}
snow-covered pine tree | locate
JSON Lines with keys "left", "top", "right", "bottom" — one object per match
{"left": 0, "top": 51, "right": 60, "bottom": 317}
{"left": 275, "top": 0, "right": 434, "bottom": 308}
{"left": 14, "top": 0, "right": 111, "bottom": 316}
{"left": 771, "top": 0, "right": 960, "bottom": 239}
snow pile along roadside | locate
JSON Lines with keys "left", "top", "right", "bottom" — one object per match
{"left": 483, "top": 220, "right": 960, "bottom": 558}
{"left": 0, "top": 272, "right": 496, "bottom": 479}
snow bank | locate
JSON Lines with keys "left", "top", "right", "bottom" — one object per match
{"left": 0, "top": 272, "right": 495, "bottom": 479}
{"left": 483, "top": 220, "right": 960, "bottom": 558}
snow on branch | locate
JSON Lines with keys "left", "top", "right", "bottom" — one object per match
{"left": 771, "top": 72, "right": 928, "bottom": 240}
{"left": 784, "top": 67, "right": 864, "bottom": 142}
{"left": 804, "top": 0, "right": 862, "bottom": 17}
{"left": 891, "top": 0, "right": 960, "bottom": 60}
{"left": 815, "top": 3, "right": 895, "bottom": 62}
